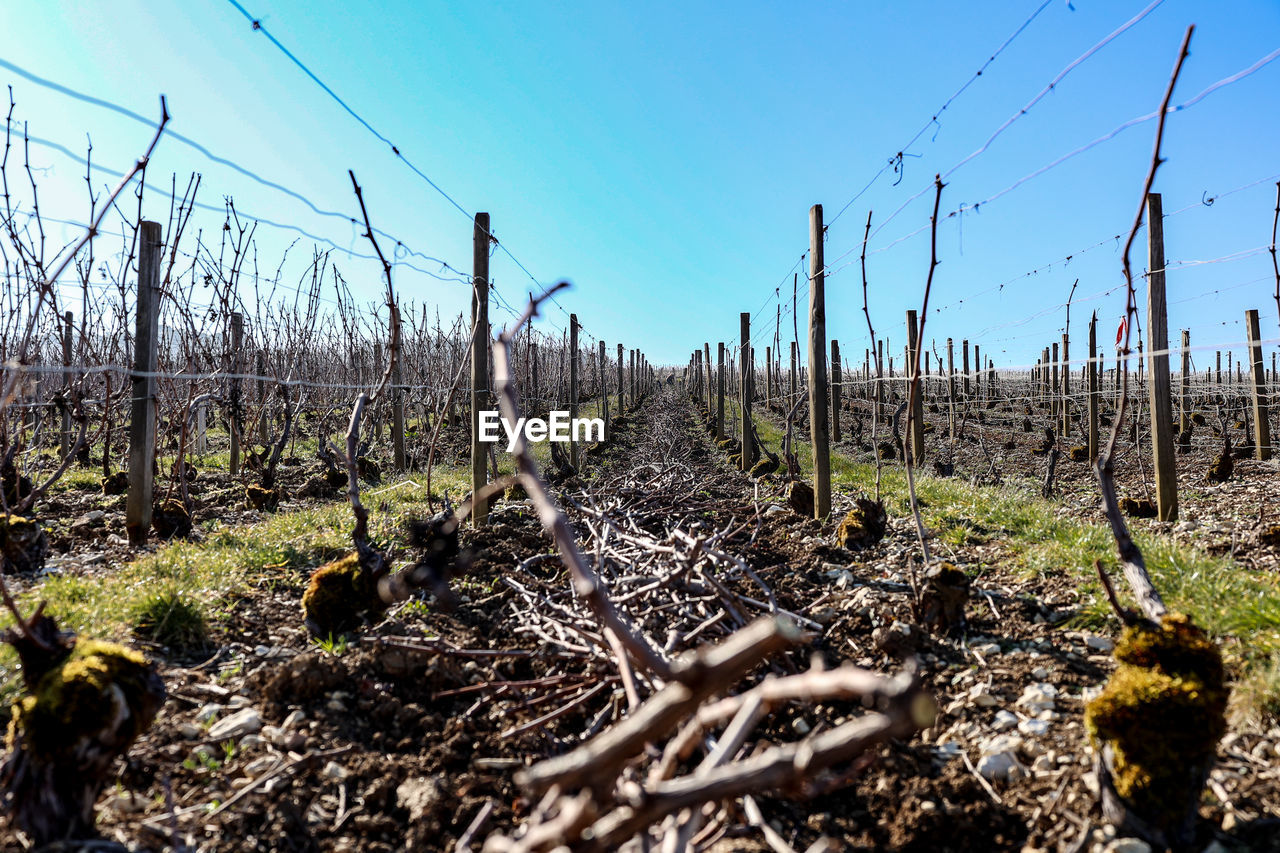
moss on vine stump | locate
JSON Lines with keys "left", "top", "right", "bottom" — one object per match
{"left": 749, "top": 456, "right": 779, "bottom": 477}
{"left": 835, "top": 498, "right": 886, "bottom": 550}
{"left": 151, "top": 499, "right": 192, "bottom": 539}
{"left": 0, "top": 515, "right": 48, "bottom": 574}
{"left": 1120, "top": 498, "right": 1157, "bottom": 519}
{"left": 302, "top": 553, "right": 384, "bottom": 637}
{"left": 100, "top": 471, "right": 129, "bottom": 495}
{"left": 1085, "top": 613, "right": 1226, "bottom": 848}
{"left": 785, "top": 481, "right": 814, "bottom": 517}
{"left": 3, "top": 635, "right": 164, "bottom": 845}
{"left": 919, "top": 562, "right": 969, "bottom": 633}
{"left": 245, "top": 484, "right": 281, "bottom": 512}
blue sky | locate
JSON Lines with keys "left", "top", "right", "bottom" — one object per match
{"left": 2, "top": 1, "right": 1279, "bottom": 371}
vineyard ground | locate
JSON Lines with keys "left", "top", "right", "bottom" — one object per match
{"left": 0, "top": 388, "right": 1277, "bottom": 851}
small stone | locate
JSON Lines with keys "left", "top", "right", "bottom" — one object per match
{"left": 322, "top": 761, "right": 349, "bottom": 781}
{"left": 1031, "top": 666, "right": 1050, "bottom": 680}
{"left": 991, "top": 710, "right": 1019, "bottom": 731}
{"left": 792, "top": 718, "right": 812, "bottom": 736}
{"left": 1018, "top": 719, "right": 1051, "bottom": 737}
{"left": 326, "top": 698, "right": 347, "bottom": 712}
{"left": 228, "top": 694, "right": 252, "bottom": 708}
{"left": 1081, "top": 770, "right": 1100, "bottom": 797}
{"left": 207, "top": 708, "right": 263, "bottom": 741}
{"left": 194, "top": 703, "right": 225, "bottom": 724}
{"left": 764, "top": 505, "right": 787, "bottom": 517}
{"left": 935, "top": 742, "right": 962, "bottom": 759}
{"left": 1085, "top": 635, "right": 1115, "bottom": 653}
{"left": 1015, "top": 683, "right": 1057, "bottom": 714}
{"left": 975, "top": 750, "right": 1022, "bottom": 782}
{"left": 177, "top": 722, "right": 202, "bottom": 740}
{"left": 1221, "top": 812, "right": 1239, "bottom": 831}
{"left": 918, "top": 800, "right": 937, "bottom": 813}
{"left": 1100, "top": 840, "right": 1150, "bottom": 853}
{"left": 239, "top": 734, "right": 265, "bottom": 750}
{"left": 282, "top": 710, "right": 306, "bottom": 730}
{"left": 968, "top": 684, "right": 998, "bottom": 708}
{"left": 972, "top": 642, "right": 1002, "bottom": 656}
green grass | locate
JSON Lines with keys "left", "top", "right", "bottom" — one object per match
{"left": 0, "top": 465, "right": 477, "bottom": 712}
{"left": 721, "top": 396, "right": 1280, "bottom": 714}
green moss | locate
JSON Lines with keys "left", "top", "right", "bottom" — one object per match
{"left": 1085, "top": 613, "right": 1227, "bottom": 830}
{"left": 836, "top": 499, "right": 886, "bottom": 550}
{"left": 8, "top": 640, "right": 157, "bottom": 759}
{"left": 0, "top": 515, "right": 48, "bottom": 574}
{"left": 749, "top": 457, "right": 779, "bottom": 477}
{"left": 301, "top": 552, "right": 383, "bottom": 636}
{"left": 245, "top": 484, "right": 280, "bottom": 512}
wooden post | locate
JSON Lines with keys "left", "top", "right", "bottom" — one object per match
{"left": 392, "top": 317, "right": 406, "bottom": 469}
{"left": 1246, "top": 309, "right": 1272, "bottom": 460}
{"left": 808, "top": 205, "right": 831, "bottom": 517}
{"left": 599, "top": 340, "right": 609, "bottom": 440}
{"left": 789, "top": 340, "right": 798, "bottom": 411}
{"left": 974, "top": 345, "right": 982, "bottom": 401}
{"left": 1088, "top": 313, "right": 1099, "bottom": 463}
{"left": 1061, "top": 333, "right": 1070, "bottom": 437}
{"left": 704, "top": 342, "right": 713, "bottom": 415}
{"left": 229, "top": 311, "right": 243, "bottom": 476}
{"left": 765, "top": 346, "right": 772, "bottom": 409}
{"left": 471, "top": 212, "right": 490, "bottom": 526}
{"left": 946, "top": 338, "right": 956, "bottom": 441}
{"left": 1145, "top": 192, "right": 1177, "bottom": 521}
{"left": 1179, "top": 329, "right": 1190, "bottom": 436}
{"left": 906, "top": 310, "right": 924, "bottom": 461}
{"left": 716, "top": 342, "right": 725, "bottom": 441}
{"left": 126, "top": 221, "right": 162, "bottom": 544}
{"left": 830, "top": 340, "right": 841, "bottom": 444}
{"left": 741, "top": 314, "right": 755, "bottom": 470}
{"left": 617, "top": 343, "right": 624, "bottom": 416}
{"left": 1051, "top": 341, "right": 1060, "bottom": 422}
{"left": 60, "top": 311, "right": 72, "bottom": 457}
{"left": 961, "top": 339, "right": 970, "bottom": 397}
{"left": 569, "top": 314, "right": 580, "bottom": 470}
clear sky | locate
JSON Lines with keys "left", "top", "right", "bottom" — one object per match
{"left": 2, "top": 1, "right": 1278, "bottom": 371}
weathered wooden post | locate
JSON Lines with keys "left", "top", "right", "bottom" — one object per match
{"left": 1088, "top": 313, "right": 1099, "bottom": 463}
{"left": 807, "top": 205, "right": 831, "bottom": 517}
{"left": 830, "top": 339, "right": 841, "bottom": 444}
{"left": 765, "top": 346, "right": 772, "bottom": 409}
{"left": 962, "top": 339, "right": 970, "bottom": 397}
{"left": 1146, "top": 193, "right": 1177, "bottom": 521}
{"left": 616, "top": 343, "right": 624, "bottom": 416}
{"left": 1061, "top": 332, "right": 1071, "bottom": 437}
{"left": 1179, "top": 329, "right": 1190, "bottom": 437}
{"left": 974, "top": 344, "right": 982, "bottom": 401}
{"left": 392, "top": 317, "right": 405, "bottom": 469}
{"left": 790, "top": 340, "right": 798, "bottom": 412}
{"left": 704, "top": 342, "right": 713, "bottom": 414}
{"left": 741, "top": 314, "right": 756, "bottom": 470}
{"left": 1245, "top": 309, "right": 1272, "bottom": 460}
{"left": 569, "top": 314, "right": 580, "bottom": 470}
{"left": 126, "top": 221, "right": 162, "bottom": 545}
{"left": 599, "top": 340, "right": 609, "bottom": 440}
{"left": 946, "top": 337, "right": 956, "bottom": 441}
{"left": 716, "top": 342, "right": 726, "bottom": 441}
{"left": 906, "top": 310, "right": 924, "bottom": 461}
{"left": 229, "top": 311, "right": 243, "bottom": 476}
{"left": 471, "top": 212, "right": 490, "bottom": 526}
